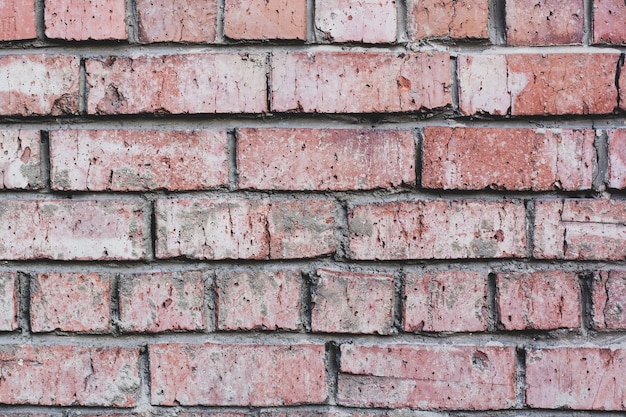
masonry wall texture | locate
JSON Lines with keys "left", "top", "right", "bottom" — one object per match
{"left": 0, "top": 0, "right": 625, "bottom": 416}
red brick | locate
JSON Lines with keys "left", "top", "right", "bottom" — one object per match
{"left": 149, "top": 343, "right": 326, "bottom": 405}
{"left": 30, "top": 273, "right": 111, "bottom": 333}
{"left": 622, "top": 60, "right": 626, "bottom": 112}
{"left": 457, "top": 55, "right": 509, "bottom": 115}
{"left": 237, "top": 128, "right": 415, "bottom": 191}
{"left": 526, "top": 347, "right": 626, "bottom": 410}
{"left": 592, "top": 270, "right": 626, "bottom": 329}
{"left": 533, "top": 199, "right": 626, "bottom": 260}
{"left": 349, "top": 200, "right": 526, "bottom": 260}
{"left": 271, "top": 52, "right": 451, "bottom": 113}
{"left": 338, "top": 344, "right": 516, "bottom": 409}
{"left": 311, "top": 268, "right": 395, "bottom": 334}
{"left": 608, "top": 129, "right": 626, "bottom": 189}
{"left": 0, "top": 272, "right": 18, "bottom": 331}
{"left": 0, "top": 199, "right": 148, "bottom": 260}
{"left": 315, "top": 0, "right": 396, "bottom": 43}
{"left": 506, "top": 0, "right": 583, "bottom": 45}
{"left": 119, "top": 271, "right": 206, "bottom": 333}
{"left": 0, "top": 345, "right": 140, "bottom": 406}
{"left": 422, "top": 127, "right": 594, "bottom": 191}
{"left": 137, "top": 0, "right": 217, "bottom": 42}
{"left": 496, "top": 271, "right": 580, "bottom": 330}
{"left": 410, "top": 0, "right": 488, "bottom": 39}
{"left": 0, "top": 55, "right": 79, "bottom": 116}
{"left": 50, "top": 129, "right": 228, "bottom": 191}
{"left": 86, "top": 53, "right": 267, "bottom": 115}
{"left": 403, "top": 271, "right": 488, "bottom": 332}
{"left": 224, "top": 0, "right": 306, "bottom": 40}
{"left": 0, "top": 0, "right": 36, "bottom": 40}
{"left": 0, "top": 129, "right": 42, "bottom": 189}
{"left": 594, "top": 0, "right": 626, "bottom": 44}
{"left": 44, "top": 0, "right": 126, "bottom": 40}
{"left": 216, "top": 269, "right": 302, "bottom": 331}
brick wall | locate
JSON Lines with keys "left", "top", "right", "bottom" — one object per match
{"left": 0, "top": 0, "right": 625, "bottom": 415}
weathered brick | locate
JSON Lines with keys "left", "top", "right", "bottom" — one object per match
{"left": 591, "top": 270, "right": 626, "bottom": 330}
{"left": 50, "top": 129, "right": 228, "bottom": 191}
{"left": 349, "top": 200, "right": 526, "bottom": 260}
{"left": 86, "top": 53, "right": 267, "bottom": 115}
{"left": 608, "top": 129, "right": 626, "bottom": 189}
{"left": 0, "top": 199, "right": 148, "bottom": 260}
{"left": 224, "top": 0, "right": 306, "bottom": 40}
{"left": 533, "top": 199, "right": 626, "bottom": 260}
{"left": 403, "top": 271, "right": 488, "bottom": 332}
{"left": 44, "top": 0, "right": 126, "bottom": 40}
{"left": 526, "top": 348, "right": 626, "bottom": 410}
{"left": 311, "top": 268, "right": 395, "bottom": 334}
{"left": 315, "top": 0, "right": 396, "bottom": 43}
{"left": 237, "top": 128, "right": 415, "bottom": 191}
{"left": 0, "top": 55, "right": 79, "bottom": 116}
{"left": 506, "top": 0, "right": 584, "bottom": 45}
{"left": 0, "top": 129, "right": 42, "bottom": 189}
{"left": 0, "top": 0, "right": 36, "bottom": 40}
{"left": 0, "top": 272, "right": 18, "bottom": 331}
{"left": 496, "top": 271, "right": 580, "bottom": 330}
{"left": 422, "top": 127, "right": 595, "bottom": 191}
{"left": 338, "top": 344, "right": 516, "bottom": 409}
{"left": 271, "top": 52, "right": 451, "bottom": 113}
{"left": 0, "top": 345, "right": 140, "bottom": 406}
{"left": 457, "top": 55, "right": 509, "bottom": 115}
{"left": 621, "top": 59, "right": 626, "bottom": 111}
{"left": 594, "top": 0, "right": 626, "bottom": 44}
{"left": 216, "top": 269, "right": 302, "bottom": 331}
{"left": 150, "top": 343, "right": 327, "bottom": 405}
{"left": 410, "top": 0, "right": 488, "bottom": 39}
{"left": 30, "top": 273, "right": 111, "bottom": 333}
{"left": 137, "top": 0, "right": 217, "bottom": 42}
{"left": 119, "top": 271, "right": 206, "bottom": 333}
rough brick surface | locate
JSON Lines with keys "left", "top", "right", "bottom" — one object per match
{"left": 315, "top": 0, "right": 396, "bottom": 43}
{"left": 50, "top": 129, "right": 228, "bottom": 191}
{"left": 403, "top": 271, "right": 488, "bottom": 332}
{"left": 0, "top": 199, "right": 148, "bottom": 260}
{"left": 119, "top": 271, "right": 206, "bottom": 333}
{"left": 150, "top": 343, "right": 327, "bottom": 405}
{"left": 592, "top": 270, "right": 626, "bottom": 329}
{"left": 137, "top": 0, "right": 217, "bottom": 42}
{"left": 410, "top": 0, "right": 488, "bottom": 39}
{"left": 0, "top": 272, "right": 18, "bottom": 331}
{"left": 271, "top": 52, "right": 451, "bottom": 113}
{"left": 526, "top": 348, "right": 626, "bottom": 410}
{"left": 594, "top": 0, "right": 626, "bottom": 44}
{"left": 349, "top": 200, "right": 526, "bottom": 260}
{"left": 496, "top": 271, "right": 581, "bottom": 330}
{"left": 506, "top": 0, "right": 584, "bottom": 45}
{"left": 457, "top": 55, "right": 509, "bottom": 115}
{"left": 30, "top": 273, "right": 111, "bottom": 333}
{"left": 0, "top": 129, "right": 42, "bottom": 189}
{"left": 224, "top": 0, "right": 306, "bottom": 40}
{"left": 338, "top": 344, "right": 516, "bottom": 409}
{"left": 621, "top": 59, "right": 626, "bottom": 111}
{"left": 608, "top": 129, "right": 626, "bottom": 189}
{"left": 0, "top": 0, "right": 36, "bottom": 40}
{"left": 44, "top": 0, "right": 126, "bottom": 40}
{"left": 422, "top": 127, "right": 594, "bottom": 190}
{"left": 86, "top": 54, "right": 267, "bottom": 115}
{"left": 0, "top": 345, "right": 140, "bottom": 406}
{"left": 216, "top": 269, "right": 302, "bottom": 331}
{"left": 237, "top": 128, "right": 415, "bottom": 191}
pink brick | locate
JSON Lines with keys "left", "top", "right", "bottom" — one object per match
{"left": 0, "top": 345, "right": 140, "bottom": 406}
{"left": 315, "top": 0, "right": 396, "bottom": 43}
{"left": 0, "top": 272, "right": 18, "bottom": 331}
{"left": 0, "top": 55, "right": 79, "bottom": 116}
{"left": 137, "top": 0, "right": 217, "bottom": 42}
{"left": 86, "top": 53, "right": 267, "bottom": 115}
{"left": 403, "top": 271, "right": 488, "bottom": 332}
{"left": 608, "top": 129, "right": 626, "bottom": 189}
{"left": 592, "top": 270, "right": 626, "bottom": 329}
{"left": 506, "top": 0, "right": 584, "bottom": 45}
{"left": 0, "top": 199, "right": 148, "bottom": 260}
{"left": 457, "top": 55, "right": 509, "bottom": 115}
{"left": 496, "top": 271, "right": 580, "bottom": 330}
{"left": 526, "top": 348, "right": 626, "bottom": 410}
{"left": 150, "top": 343, "right": 327, "bottom": 405}
{"left": 594, "top": 0, "right": 626, "bottom": 44}
{"left": 349, "top": 200, "right": 526, "bottom": 260}
{"left": 533, "top": 199, "right": 626, "bottom": 260}
{"left": 237, "top": 128, "right": 415, "bottom": 191}
{"left": 30, "top": 272, "right": 111, "bottom": 333}
{"left": 338, "top": 344, "right": 516, "bottom": 409}
{"left": 44, "top": 0, "right": 126, "bottom": 40}
{"left": 0, "top": 0, "right": 36, "bottom": 40}
{"left": 0, "top": 129, "right": 42, "bottom": 189}
{"left": 422, "top": 127, "right": 594, "bottom": 191}
{"left": 119, "top": 271, "right": 206, "bottom": 333}
{"left": 621, "top": 59, "right": 626, "bottom": 111}
{"left": 271, "top": 52, "right": 451, "bottom": 113}
{"left": 224, "top": 0, "right": 306, "bottom": 40}
{"left": 50, "top": 129, "right": 228, "bottom": 191}
{"left": 410, "top": 0, "right": 488, "bottom": 39}
{"left": 311, "top": 268, "right": 395, "bottom": 334}
{"left": 216, "top": 269, "right": 302, "bottom": 331}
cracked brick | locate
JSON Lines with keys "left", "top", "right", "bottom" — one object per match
{"left": 0, "top": 129, "right": 43, "bottom": 190}
{"left": 224, "top": 0, "right": 306, "bottom": 40}
{"left": 137, "top": 0, "right": 217, "bottom": 43}
{"left": 0, "top": 272, "right": 18, "bottom": 331}
{"left": 506, "top": 0, "right": 584, "bottom": 45}
{"left": 592, "top": 270, "right": 626, "bottom": 330}
{"left": 409, "top": 0, "right": 489, "bottom": 40}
